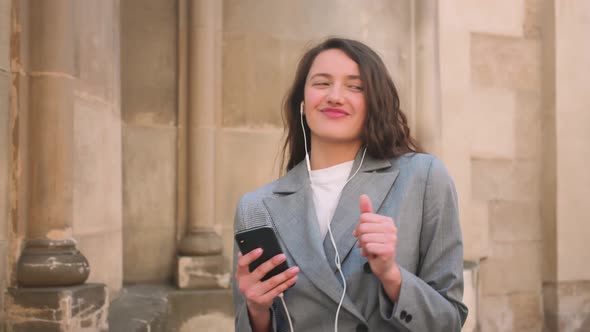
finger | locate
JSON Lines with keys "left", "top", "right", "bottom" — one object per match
{"left": 356, "top": 223, "right": 396, "bottom": 236}
{"left": 359, "top": 213, "right": 394, "bottom": 225}
{"left": 258, "top": 266, "right": 299, "bottom": 294}
{"left": 359, "top": 233, "right": 391, "bottom": 245}
{"left": 364, "top": 243, "right": 395, "bottom": 257}
{"left": 237, "top": 248, "right": 263, "bottom": 269}
{"left": 258, "top": 275, "right": 299, "bottom": 304}
{"left": 252, "top": 254, "right": 287, "bottom": 281}
{"left": 360, "top": 194, "right": 373, "bottom": 214}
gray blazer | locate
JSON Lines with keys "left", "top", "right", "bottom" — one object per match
{"left": 233, "top": 152, "right": 468, "bottom": 332}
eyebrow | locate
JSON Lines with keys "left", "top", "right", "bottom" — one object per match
{"left": 309, "top": 73, "right": 362, "bottom": 80}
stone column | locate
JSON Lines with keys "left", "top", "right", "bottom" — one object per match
{"left": 18, "top": 0, "right": 88, "bottom": 289}
{"left": 176, "top": 0, "right": 228, "bottom": 289}
{"left": 7, "top": 1, "right": 108, "bottom": 331}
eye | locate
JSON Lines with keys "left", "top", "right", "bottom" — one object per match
{"left": 312, "top": 81, "right": 330, "bottom": 87}
{"left": 349, "top": 85, "right": 364, "bottom": 91}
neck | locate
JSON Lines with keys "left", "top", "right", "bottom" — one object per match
{"left": 309, "top": 139, "right": 362, "bottom": 170}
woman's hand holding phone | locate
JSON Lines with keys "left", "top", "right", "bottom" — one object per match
{"left": 235, "top": 248, "right": 299, "bottom": 331}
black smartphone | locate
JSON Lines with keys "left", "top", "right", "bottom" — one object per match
{"left": 235, "top": 226, "right": 289, "bottom": 281}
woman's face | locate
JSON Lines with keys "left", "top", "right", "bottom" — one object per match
{"left": 303, "top": 49, "right": 367, "bottom": 147}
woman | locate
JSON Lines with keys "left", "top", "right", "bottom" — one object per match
{"left": 233, "top": 38, "right": 468, "bottom": 332}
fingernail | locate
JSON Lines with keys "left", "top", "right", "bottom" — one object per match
{"left": 254, "top": 248, "right": 262, "bottom": 254}
{"left": 289, "top": 266, "right": 299, "bottom": 273}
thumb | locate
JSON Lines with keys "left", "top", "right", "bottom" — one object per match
{"left": 359, "top": 194, "right": 373, "bottom": 214}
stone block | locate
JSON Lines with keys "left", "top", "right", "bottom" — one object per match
{"left": 463, "top": 199, "right": 489, "bottom": 261}
{"left": 122, "top": 125, "right": 177, "bottom": 282}
{"left": 489, "top": 200, "right": 542, "bottom": 242}
{"left": 480, "top": 242, "right": 542, "bottom": 295}
{"left": 108, "top": 284, "right": 171, "bottom": 332}
{"left": 514, "top": 91, "right": 542, "bottom": 160}
{"left": 471, "top": 159, "right": 540, "bottom": 202}
{"left": 479, "top": 292, "right": 543, "bottom": 332}
{"left": 471, "top": 33, "right": 541, "bottom": 91}
{"left": 222, "top": 32, "right": 285, "bottom": 127}
{"left": 523, "top": 0, "right": 542, "bottom": 38}
{"left": 6, "top": 283, "right": 109, "bottom": 332}
{"left": 74, "top": 0, "right": 119, "bottom": 105}
{"left": 468, "top": 88, "right": 515, "bottom": 159}
{"left": 121, "top": 0, "right": 176, "bottom": 126}
{"left": 461, "top": 0, "right": 525, "bottom": 37}
{"left": 123, "top": 225, "right": 176, "bottom": 283}
{"left": 543, "top": 280, "right": 590, "bottom": 332}
{"left": 74, "top": 96, "right": 122, "bottom": 235}
{"left": 0, "top": 0, "right": 9, "bottom": 71}
{"left": 76, "top": 230, "right": 123, "bottom": 299}
{"left": 167, "top": 288, "right": 233, "bottom": 332}
{"left": 0, "top": 71, "right": 9, "bottom": 242}
{"left": 123, "top": 125, "right": 176, "bottom": 230}
{"left": 462, "top": 261, "right": 479, "bottom": 332}
{"left": 176, "top": 255, "right": 230, "bottom": 289}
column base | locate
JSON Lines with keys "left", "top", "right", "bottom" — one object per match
{"left": 175, "top": 255, "right": 230, "bottom": 289}
{"left": 6, "top": 283, "right": 109, "bottom": 332}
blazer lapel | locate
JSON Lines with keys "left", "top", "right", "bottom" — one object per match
{"left": 264, "top": 162, "right": 367, "bottom": 323}
{"left": 323, "top": 153, "right": 400, "bottom": 273}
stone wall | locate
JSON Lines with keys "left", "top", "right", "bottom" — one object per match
{"left": 72, "top": 0, "right": 123, "bottom": 298}
{"left": 0, "top": 0, "right": 10, "bottom": 329}
{"left": 121, "top": 0, "right": 178, "bottom": 282}
{"left": 438, "top": 0, "right": 545, "bottom": 331}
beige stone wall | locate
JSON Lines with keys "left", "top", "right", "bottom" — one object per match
{"left": 438, "top": 1, "right": 545, "bottom": 331}
{"left": 0, "top": 0, "right": 11, "bottom": 328}
{"left": 121, "top": 0, "right": 178, "bottom": 282}
{"left": 72, "top": 0, "right": 123, "bottom": 297}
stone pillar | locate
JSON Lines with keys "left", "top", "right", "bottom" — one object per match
{"left": 7, "top": 1, "right": 108, "bottom": 331}
{"left": 176, "top": 0, "right": 229, "bottom": 289}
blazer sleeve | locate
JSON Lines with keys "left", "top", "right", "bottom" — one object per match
{"left": 377, "top": 157, "right": 469, "bottom": 331}
{"left": 232, "top": 196, "right": 280, "bottom": 332}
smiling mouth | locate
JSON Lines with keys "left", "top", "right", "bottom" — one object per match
{"left": 321, "top": 108, "right": 349, "bottom": 118}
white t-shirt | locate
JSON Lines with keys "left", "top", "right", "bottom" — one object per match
{"left": 310, "top": 160, "right": 354, "bottom": 240}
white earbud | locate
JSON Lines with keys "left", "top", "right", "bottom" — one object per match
{"left": 300, "top": 101, "right": 304, "bottom": 115}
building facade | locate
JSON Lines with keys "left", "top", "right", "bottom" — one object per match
{"left": 1, "top": 0, "right": 589, "bottom": 331}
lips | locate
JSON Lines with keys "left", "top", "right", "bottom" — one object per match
{"left": 321, "top": 107, "right": 349, "bottom": 119}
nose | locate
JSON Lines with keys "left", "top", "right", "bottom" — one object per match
{"left": 326, "top": 85, "right": 344, "bottom": 104}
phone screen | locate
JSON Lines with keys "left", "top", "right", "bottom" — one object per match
{"left": 235, "top": 226, "right": 289, "bottom": 281}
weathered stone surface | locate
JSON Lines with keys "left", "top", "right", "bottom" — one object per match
{"left": 463, "top": 198, "right": 490, "bottom": 261}
{"left": 0, "top": 0, "right": 10, "bottom": 71}
{"left": 468, "top": 89, "right": 515, "bottom": 159}
{"left": 176, "top": 255, "right": 230, "bottom": 289}
{"left": 0, "top": 71, "right": 9, "bottom": 242}
{"left": 462, "top": 0, "right": 525, "bottom": 36}
{"left": 514, "top": 91, "right": 542, "bottom": 160}
{"left": 6, "top": 283, "right": 109, "bottom": 332}
{"left": 471, "top": 159, "right": 540, "bottom": 202}
{"left": 462, "top": 261, "right": 479, "bottom": 332}
{"left": 480, "top": 241, "right": 542, "bottom": 295}
{"left": 76, "top": 231, "right": 123, "bottom": 298}
{"left": 543, "top": 280, "right": 590, "bottom": 332}
{"left": 479, "top": 292, "right": 543, "bottom": 332}
{"left": 471, "top": 33, "right": 541, "bottom": 91}
{"left": 167, "top": 288, "right": 233, "bottom": 332}
{"left": 108, "top": 284, "right": 171, "bottom": 332}
{"left": 74, "top": 0, "right": 119, "bottom": 106}
{"left": 123, "top": 125, "right": 176, "bottom": 282}
{"left": 121, "top": 0, "right": 177, "bottom": 126}
{"left": 489, "top": 200, "right": 542, "bottom": 242}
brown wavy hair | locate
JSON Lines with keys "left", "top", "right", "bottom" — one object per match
{"left": 281, "top": 37, "right": 421, "bottom": 172}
